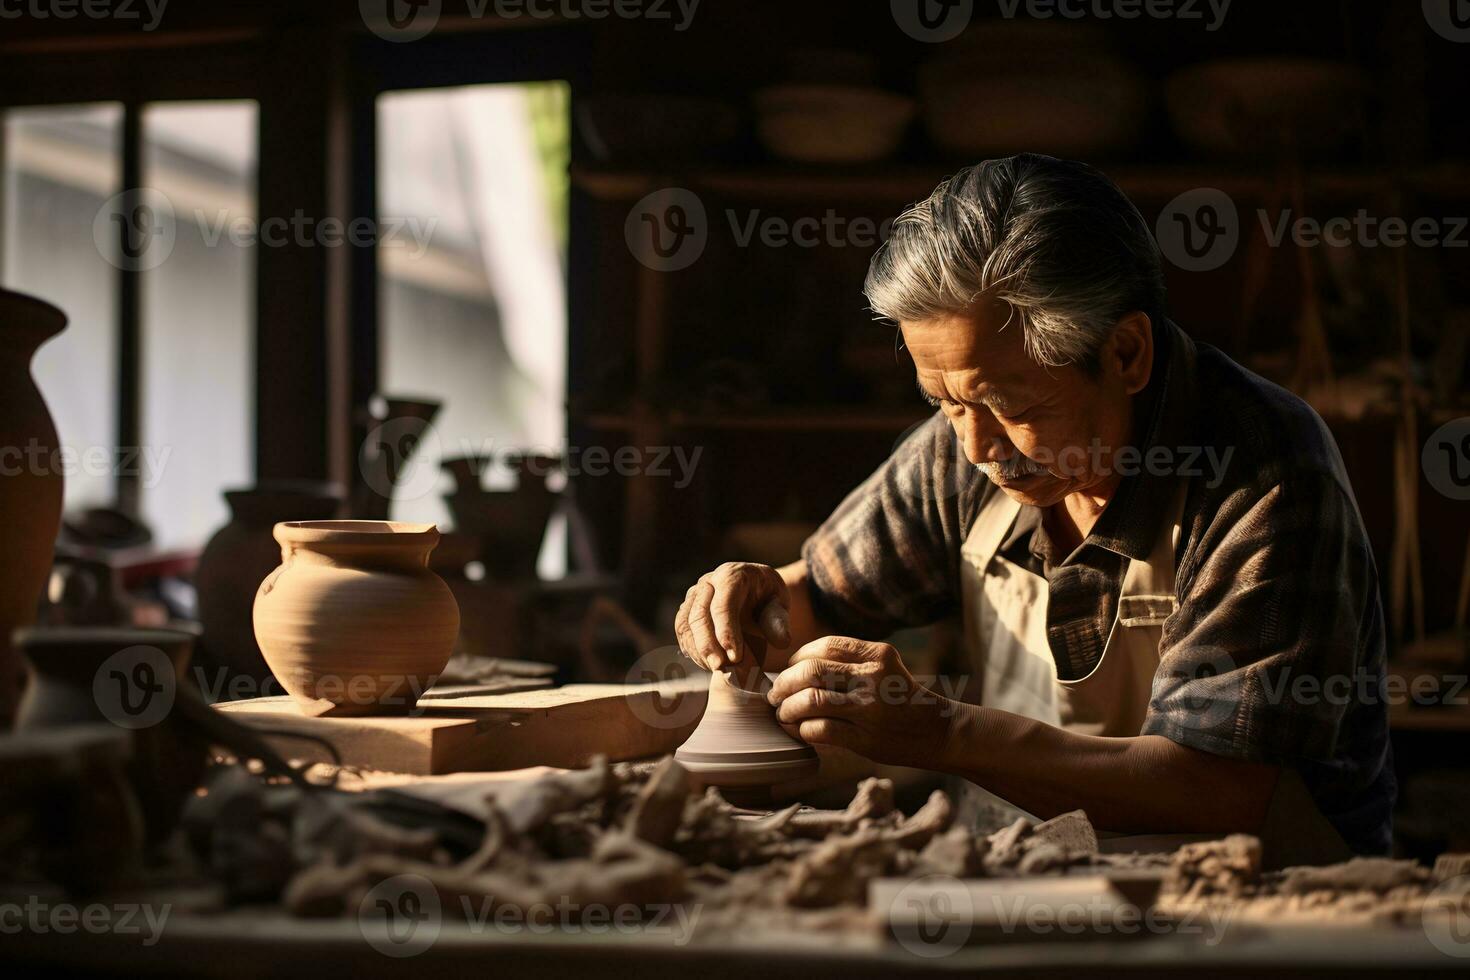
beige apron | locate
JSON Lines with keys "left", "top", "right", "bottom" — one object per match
{"left": 956, "top": 483, "right": 1351, "bottom": 867}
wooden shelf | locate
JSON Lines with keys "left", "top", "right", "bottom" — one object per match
{"left": 574, "top": 407, "right": 930, "bottom": 434}
{"left": 573, "top": 162, "right": 1470, "bottom": 203}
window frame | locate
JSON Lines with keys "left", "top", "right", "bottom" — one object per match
{"left": 0, "top": 24, "right": 587, "bottom": 529}
{"left": 0, "top": 39, "right": 262, "bottom": 514}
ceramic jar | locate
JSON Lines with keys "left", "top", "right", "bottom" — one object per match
{"left": 13, "top": 627, "right": 207, "bottom": 845}
{"left": 194, "top": 483, "right": 342, "bottom": 694}
{"left": 0, "top": 288, "right": 67, "bottom": 726}
{"left": 252, "top": 521, "right": 459, "bottom": 716}
{"left": 0, "top": 725, "right": 145, "bottom": 894}
{"left": 445, "top": 453, "right": 560, "bottom": 581}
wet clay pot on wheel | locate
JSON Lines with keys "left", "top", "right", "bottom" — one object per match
{"left": 0, "top": 288, "right": 67, "bottom": 726}
{"left": 194, "top": 483, "right": 343, "bottom": 692}
{"left": 253, "top": 521, "right": 460, "bottom": 716}
{"left": 675, "top": 671, "right": 819, "bottom": 796}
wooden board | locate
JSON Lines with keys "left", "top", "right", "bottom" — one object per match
{"left": 872, "top": 875, "right": 1152, "bottom": 947}
{"left": 215, "top": 677, "right": 708, "bottom": 775}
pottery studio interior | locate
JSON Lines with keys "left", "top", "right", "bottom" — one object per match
{"left": 3, "top": 0, "right": 1470, "bottom": 976}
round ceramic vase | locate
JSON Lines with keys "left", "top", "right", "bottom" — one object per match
{"left": 252, "top": 521, "right": 459, "bottom": 716}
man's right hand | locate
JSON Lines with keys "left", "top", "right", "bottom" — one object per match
{"left": 674, "top": 562, "right": 792, "bottom": 678}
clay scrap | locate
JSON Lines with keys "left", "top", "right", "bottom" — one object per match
{"left": 1160, "top": 835, "right": 1469, "bottom": 928}
{"left": 173, "top": 755, "right": 1470, "bottom": 943}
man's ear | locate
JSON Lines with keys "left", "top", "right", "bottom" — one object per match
{"left": 1105, "top": 312, "right": 1153, "bottom": 395}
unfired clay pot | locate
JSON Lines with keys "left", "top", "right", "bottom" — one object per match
{"left": 0, "top": 288, "right": 67, "bottom": 726}
{"left": 194, "top": 483, "right": 343, "bottom": 693}
{"left": 675, "top": 671, "right": 819, "bottom": 789}
{"left": 252, "top": 521, "right": 460, "bottom": 716}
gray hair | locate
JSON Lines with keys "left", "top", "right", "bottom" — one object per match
{"left": 864, "top": 153, "right": 1166, "bottom": 370}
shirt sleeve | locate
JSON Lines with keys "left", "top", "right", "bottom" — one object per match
{"left": 1143, "top": 470, "right": 1380, "bottom": 765}
{"left": 800, "top": 411, "right": 983, "bottom": 638}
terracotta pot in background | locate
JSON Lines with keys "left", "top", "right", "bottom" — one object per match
{"left": 253, "top": 521, "right": 459, "bottom": 716}
{"left": 0, "top": 725, "right": 144, "bottom": 894}
{"left": 917, "top": 21, "right": 1147, "bottom": 158}
{"left": 1165, "top": 58, "right": 1366, "bottom": 160}
{"left": 352, "top": 396, "right": 440, "bottom": 521}
{"left": 754, "top": 84, "right": 915, "bottom": 164}
{"left": 13, "top": 627, "right": 206, "bottom": 845}
{"left": 0, "top": 288, "right": 67, "bottom": 727}
{"left": 576, "top": 93, "right": 742, "bottom": 165}
{"left": 194, "top": 482, "right": 343, "bottom": 696}
{"left": 446, "top": 453, "right": 560, "bottom": 581}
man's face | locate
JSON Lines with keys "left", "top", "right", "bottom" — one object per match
{"left": 902, "top": 298, "right": 1141, "bottom": 509}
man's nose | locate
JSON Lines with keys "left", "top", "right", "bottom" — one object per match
{"left": 954, "top": 408, "right": 1008, "bottom": 466}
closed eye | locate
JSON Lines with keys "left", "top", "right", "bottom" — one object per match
{"left": 916, "top": 379, "right": 944, "bottom": 409}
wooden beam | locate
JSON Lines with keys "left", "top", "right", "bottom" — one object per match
{"left": 254, "top": 21, "right": 354, "bottom": 482}
{"left": 115, "top": 102, "right": 141, "bottom": 513}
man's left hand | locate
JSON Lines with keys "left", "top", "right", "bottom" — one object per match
{"left": 767, "top": 636, "right": 956, "bottom": 768}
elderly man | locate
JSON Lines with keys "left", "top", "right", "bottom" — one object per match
{"left": 675, "top": 153, "right": 1394, "bottom": 859}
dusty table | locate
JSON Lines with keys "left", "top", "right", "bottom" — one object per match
{"left": 3, "top": 904, "right": 1462, "bottom": 978}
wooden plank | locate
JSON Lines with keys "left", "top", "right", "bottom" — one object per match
{"left": 215, "top": 677, "right": 708, "bottom": 775}
{"left": 872, "top": 875, "right": 1150, "bottom": 948}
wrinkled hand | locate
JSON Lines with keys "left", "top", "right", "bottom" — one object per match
{"left": 674, "top": 562, "right": 790, "bottom": 683}
{"left": 767, "top": 636, "right": 955, "bottom": 768}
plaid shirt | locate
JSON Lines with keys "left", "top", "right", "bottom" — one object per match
{"left": 802, "top": 320, "right": 1395, "bottom": 854}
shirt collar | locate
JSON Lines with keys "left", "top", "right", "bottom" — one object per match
{"left": 1000, "top": 318, "right": 1198, "bottom": 565}
{"left": 1085, "top": 317, "right": 1197, "bottom": 561}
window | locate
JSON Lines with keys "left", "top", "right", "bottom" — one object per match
{"left": 2, "top": 100, "right": 258, "bottom": 550}
{"left": 139, "top": 100, "right": 258, "bottom": 548}
{"left": 377, "top": 81, "right": 570, "bottom": 576}
{"left": 2, "top": 103, "right": 123, "bottom": 511}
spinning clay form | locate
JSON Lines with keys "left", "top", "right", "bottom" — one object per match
{"left": 675, "top": 670, "right": 819, "bottom": 787}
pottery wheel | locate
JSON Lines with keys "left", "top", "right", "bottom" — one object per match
{"left": 674, "top": 671, "right": 818, "bottom": 786}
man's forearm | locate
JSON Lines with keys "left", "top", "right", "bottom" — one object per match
{"left": 940, "top": 702, "right": 1279, "bottom": 834}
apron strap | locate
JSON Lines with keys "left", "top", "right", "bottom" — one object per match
{"left": 960, "top": 490, "right": 1022, "bottom": 569}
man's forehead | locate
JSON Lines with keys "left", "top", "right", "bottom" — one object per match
{"left": 902, "top": 304, "right": 1032, "bottom": 389}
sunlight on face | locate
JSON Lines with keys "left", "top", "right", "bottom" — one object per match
{"left": 900, "top": 299, "right": 1134, "bottom": 508}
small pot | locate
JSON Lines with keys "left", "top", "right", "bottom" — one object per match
{"left": 1165, "top": 58, "right": 1366, "bottom": 160}
{"left": 577, "top": 94, "right": 742, "bottom": 164}
{"left": 253, "top": 521, "right": 460, "bottom": 716}
{"left": 195, "top": 482, "right": 343, "bottom": 693}
{"left": 13, "top": 627, "right": 207, "bottom": 845}
{"left": 440, "top": 455, "right": 493, "bottom": 496}
{"left": 755, "top": 85, "right": 915, "bottom": 164}
{"left": 0, "top": 725, "right": 145, "bottom": 894}
{"left": 444, "top": 490, "right": 556, "bottom": 581}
